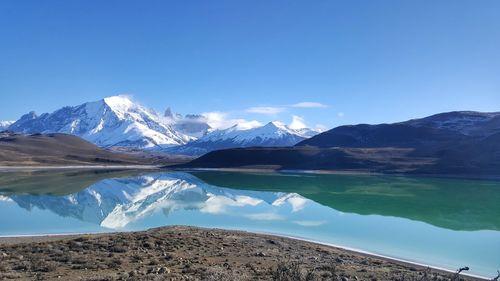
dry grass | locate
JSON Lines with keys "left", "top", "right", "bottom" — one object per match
{"left": 0, "top": 226, "right": 489, "bottom": 281}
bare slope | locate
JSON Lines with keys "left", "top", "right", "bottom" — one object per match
{"left": 0, "top": 132, "right": 185, "bottom": 166}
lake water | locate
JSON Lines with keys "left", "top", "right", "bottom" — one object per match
{"left": 0, "top": 169, "right": 499, "bottom": 277}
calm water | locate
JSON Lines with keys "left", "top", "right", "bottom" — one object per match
{"left": 0, "top": 169, "right": 499, "bottom": 277}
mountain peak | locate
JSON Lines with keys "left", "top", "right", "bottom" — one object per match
{"left": 164, "top": 107, "right": 174, "bottom": 118}
{"left": 166, "top": 119, "right": 318, "bottom": 155}
{"left": 103, "top": 95, "right": 135, "bottom": 110}
{"left": 9, "top": 96, "right": 193, "bottom": 148}
{"left": 269, "top": 121, "right": 287, "bottom": 128}
{"left": 17, "top": 111, "right": 38, "bottom": 122}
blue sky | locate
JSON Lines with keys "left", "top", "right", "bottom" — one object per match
{"left": 1, "top": 0, "right": 499, "bottom": 130}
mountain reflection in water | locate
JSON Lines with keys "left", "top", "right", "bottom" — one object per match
{"left": 0, "top": 169, "right": 499, "bottom": 277}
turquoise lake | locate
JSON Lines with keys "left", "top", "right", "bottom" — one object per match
{"left": 0, "top": 169, "right": 499, "bottom": 277}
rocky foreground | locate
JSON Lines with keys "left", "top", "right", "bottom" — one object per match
{"left": 0, "top": 226, "right": 486, "bottom": 281}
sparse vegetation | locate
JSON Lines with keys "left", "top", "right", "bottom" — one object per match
{"left": 0, "top": 226, "right": 486, "bottom": 281}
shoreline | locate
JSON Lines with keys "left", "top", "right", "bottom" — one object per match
{"left": 183, "top": 167, "right": 380, "bottom": 176}
{"left": 0, "top": 165, "right": 162, "bottom": 171}
{"left": 256, "top": 230, "right": 488, "bottom": 280}
{"left": 0, "top": 226, "right": 488, "bottom": 280}
{"left": 1, "top": 165, "right": 498, "bottom": 181}
{"left": 181, "top": 167, "right": 500, "bottom": 181}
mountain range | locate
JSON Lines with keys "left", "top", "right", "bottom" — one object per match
{"left": 166, "top": 121, "right": 319, "bottom": 156}
{"left": 182, "top": 111, "right": 500, "bottom": 177}
{"left": 299, "top": 111, "right": 500, "bottom": 148}
{"left": 4, "top": 96, "right": 319, "bottom": 153}
{"left": 7, "top": 96, "right": 194, "bottom": 149}
{"left": 3, "top": 96, "right": 499, "bottom": 177}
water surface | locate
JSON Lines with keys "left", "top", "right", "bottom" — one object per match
{"left": 0, "top": 169, "right": 498, "bottom": 277}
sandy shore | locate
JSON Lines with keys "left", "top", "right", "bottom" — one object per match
{"left": 0, "top": 165, "right": 162, "bottom": 171}
{"left": 0, "top": 226, "right": 487, "bottom": 281}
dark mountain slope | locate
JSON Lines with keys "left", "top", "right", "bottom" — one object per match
{"left": 182, "top": 146, "right": 435, "bottom": 174}
{"left": 297, "top": 124, "right": 464, "bottom": 152}
{"left": 181, "top": 111, "right": 500, "bottom": 177}
{"left": 297, "top": 111, "right": 499, "bottom": 149}
{"left": 0, "top": 132, "right": 182, "bottom": 166}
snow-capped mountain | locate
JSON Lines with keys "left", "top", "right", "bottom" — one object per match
{"left": 0, "top": 121, "right": 14, "bottom": 131}
{"left": 166, "top": 121, "right": 321, "bottom": 156}
{"left": 6, "top": 95, "right": 321, "bottom": 151}
{"left": 8, "top": 96, "right": 193, "bottom": 149}
{"left": 7, "top": 172, "right": 308, "bottom": 229}
{"left": 163, "top": 107, "right": 212, "bottom": 138}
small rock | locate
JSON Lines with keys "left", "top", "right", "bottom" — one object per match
{"left": 266, "top": 239, "right": 276, "bottom": 245}
{"left": 341, "top": 277, "right": 349, "bottom": 281}
{"left": 158, "top": 266, "right": 170, "bottom": 274}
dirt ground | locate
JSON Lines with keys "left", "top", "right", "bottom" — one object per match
{"left": 0, "top": 226, "right": 487, "bottom": 281}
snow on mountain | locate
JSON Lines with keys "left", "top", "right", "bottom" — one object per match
{"left": 0, "top": 121, "right": 14, "bottom": 131}
{"left": 8, "top": 96, "right": 194, "bottom": 148}
{"left": 7, "top": 172, "right": 307, "bottom": 229}
{"left": 166, "top": 121, "right": 321, "bottom": 156}
{"left": 6, "top": 96, "right": 321, "bottom": 151}
{"left": 402, "top": 111, "right": 500, "bottom": 137}
{"left": 163, "top": 107, "right": 212, "bottom": 138}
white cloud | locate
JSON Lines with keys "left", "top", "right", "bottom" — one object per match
{"left": 201, "top": 111, "right": 229, "bottom": 129}
{"left": 289, "top": 115, "right": 307, "bottom": 130}
{"left": 0, "top": 195, "right": 12, "bottom": 202}
{"left": 201, "top": 111, "right": 262, "bottom": 130}
{"left": 235, "top": 120, "right": 263, "bottom": 130}
{"left": 200, "top": 195, "right": 264, "bottom": 215}
{"left": 337, "top": 112, "right": 345, "bottom": 118}
{"left": 246, "top": 106, "right": 285, "bottom": 115}
{"left": 272, "top": 194, "right": 308, "bottom": 212}
{"left": 314, "top": 124, "right": 328, "bottom": 132}
{"left": 244, "top": 212, "right": 285, "bottom": 221}
{"left": 292, "top": 102, "right": 328, "bottom": 108}
{"left": 292, "top": 220, "right": 327, "bottom": 227}
{"left": 287, "top": 196, "right": 308, "bottom": 212}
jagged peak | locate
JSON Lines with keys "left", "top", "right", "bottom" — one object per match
{"left": 20, "top": 111, "right": 38, "bottom": 120}
{"left": 164, "top": 107, "right": 174, "bottom": 118}
{"left": 268, "top": 121, "right": 287, "bottom": 129}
